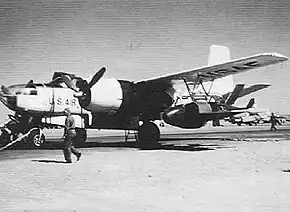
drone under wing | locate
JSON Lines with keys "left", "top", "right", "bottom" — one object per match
{"left": 137, "top": 53, "right": 288, "bottom": 86}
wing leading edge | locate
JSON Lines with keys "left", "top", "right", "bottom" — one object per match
{"left": 137, "top": 53, "right": 288, "bottom": 85}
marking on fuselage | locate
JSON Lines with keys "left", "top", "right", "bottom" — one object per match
{"left": 56, "top": 97, "right": 80, "bottom": 108}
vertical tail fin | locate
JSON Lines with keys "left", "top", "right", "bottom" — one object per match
{"left": 206, "top": 45, "right": 234, "bottom": 95}
{"left": 224, "top": 84, "right": 245, "bottom": 105}
{"left": 246, "top": 98, "right": 255, "bottom": 109}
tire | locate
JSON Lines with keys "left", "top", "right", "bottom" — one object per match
{"left": 137, "top": 122, "right": 160, "bottom": 150}
{"left": 74, "top": 128, "right": 87, "bottom": 147}
{"left": 27, "top": 129, "right": 45, "bottom": 148}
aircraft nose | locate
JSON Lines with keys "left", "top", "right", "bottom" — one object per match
{"left": 1, "top": 85, "right": 11, "bottom": 94}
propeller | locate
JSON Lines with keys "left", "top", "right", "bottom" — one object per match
{"left": 88, "top": 67, "right": 106, "bottom": 88}
{"left": 61, "top": 75, "right": 79, "bottom": 92}
{"left": 61, "top": 67, "right": 106, "bottom": 108}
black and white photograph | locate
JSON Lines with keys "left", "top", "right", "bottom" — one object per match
{"left": 1, "top": 0, "right": 290, "bottom": 211}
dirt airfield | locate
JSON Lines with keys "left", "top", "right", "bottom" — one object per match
{"left": 1, "top": 123, "right": 290, "bottom": 212}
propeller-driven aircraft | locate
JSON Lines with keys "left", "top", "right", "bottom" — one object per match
{"left": 0, "top": 45, "right": 288, "bottom": 149}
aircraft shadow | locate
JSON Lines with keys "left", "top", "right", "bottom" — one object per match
{"left": 160, "top": 137, "right": 225, "bottom": 142}
{"left": 31, "top": 159, "right": 69, "bottom": 164}
{"left": 41, "top": 141, "right": 227, "bottom": 152}
{"left": 8, "top": 137, "right": 231, "bottom": 152}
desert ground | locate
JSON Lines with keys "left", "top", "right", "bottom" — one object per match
{"left": 1, "top": 123, "right": 290, "bottom": 212}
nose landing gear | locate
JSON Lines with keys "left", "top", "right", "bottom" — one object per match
{"left": 0, "top": 114, "right": 45, "bottom": 149}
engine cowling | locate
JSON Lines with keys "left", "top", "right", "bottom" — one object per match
{"left": 81, "top": 79, "right": 141, "bottom": 129}
{"left": 83, "top": 78, "right": 140, "bottom": 116}
{"left": 162, "top": 102, "right": 212, "bottom": 128}
{"left": 84, "top": 78, "right": 123, "bottom": 114}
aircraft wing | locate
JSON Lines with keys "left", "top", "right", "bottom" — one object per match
{"left": 136, "top": 53, "right": 288, "bottom": 86}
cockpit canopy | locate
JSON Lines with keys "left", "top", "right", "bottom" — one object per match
{"left": 8, "top": 84, "right": 39, "bottom": 95}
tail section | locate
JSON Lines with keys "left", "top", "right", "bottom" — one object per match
{"left": 224, "top": 84, "right": 245, "bottom": 105}
{"left": 222, "top": 83, "right": 270, "bottom": 105}
{"left": 205, "top": 45, "right": 234, "bottom": 95}
{"left": 208, "top": 45, "right": 231, "bottom": 66}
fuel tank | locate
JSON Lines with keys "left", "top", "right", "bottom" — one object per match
{"left": 162, "top": 101, "right": 212, "bottom": 128}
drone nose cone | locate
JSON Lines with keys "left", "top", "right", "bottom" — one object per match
{"left": 162, "top": 105, "right": 185, "bottom": 127}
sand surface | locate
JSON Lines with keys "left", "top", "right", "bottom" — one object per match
{"left": 1, "top": 125, "right": 290, "bottom": 211}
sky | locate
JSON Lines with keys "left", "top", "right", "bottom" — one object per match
{"left": 1, "top": 0, "right": 290, "bottom": 121}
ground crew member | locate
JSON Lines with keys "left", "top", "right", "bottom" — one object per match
{"left": 270, "top": 112, "right": 278, "bottom": 131}
{"left": 62, "top": 108, "right": 81, "bottom": 163}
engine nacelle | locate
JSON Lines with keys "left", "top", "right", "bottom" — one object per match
{"left": 84, "top": 78, "right": 139, "bottom": 116}
{"left": 162, "top": 102, "right": 212, "bottom": 128}
{"left": 85, "top": 78, "right": 123, "bottom": 114}
{"left": 83, "top": 79, "right": 141, "bottom": 129}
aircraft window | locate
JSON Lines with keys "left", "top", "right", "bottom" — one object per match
{"left": 15, "top": 88, "right": 37, "bottom": 95}
{"left": 30, "top": 89, "right": 37, "bottom": 95}
{"left": 25, "top": 83, "right": 36, "bottom": 89}
{"left": 34, "top": 83, "right": 45, "bottom": 87}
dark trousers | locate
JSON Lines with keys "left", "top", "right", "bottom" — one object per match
{"left": 270, "top": 123, "right": 277, "bottom": 131}
{"left": 63, "top": 134, "right": 80, "bottom": 162}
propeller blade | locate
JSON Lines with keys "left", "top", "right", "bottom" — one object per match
{"left": 61, "top": 75, "right": 79, "bottom": 92}
{"left": 88, "top": 67, "right": 106, "bottom": 88}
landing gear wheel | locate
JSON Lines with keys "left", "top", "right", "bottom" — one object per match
{"left": 27, "top": 129, "right": 45, "bottom": 148}
{"left": 137, "top": 122, "right": 160, "bottom": 150}
{"left": 74, "top": 128, "right": 87, "bottom": 147}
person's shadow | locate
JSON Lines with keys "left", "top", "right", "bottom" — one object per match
{"left": 32, "top": 159, "right": 69, "bottom": 164}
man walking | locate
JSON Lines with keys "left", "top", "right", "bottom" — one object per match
{"left": 270, "top": 112, "right": 278, "bottom": 131}
{"left": 62, "top": 108, "right": 81, "bottom": 163}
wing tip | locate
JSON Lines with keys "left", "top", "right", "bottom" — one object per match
{"left": 264, "top": 52, "right": 289, "bottom": 61}
{"left": 255, "top": 83, "right": 271, "bottom": 86}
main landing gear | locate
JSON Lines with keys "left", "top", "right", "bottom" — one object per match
{"left": 137, "top": 121, "right": 160, "bottom": 150}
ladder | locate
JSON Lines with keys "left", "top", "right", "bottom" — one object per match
{"left": 124, "top": 130, "right": 138, "bottom": 142}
